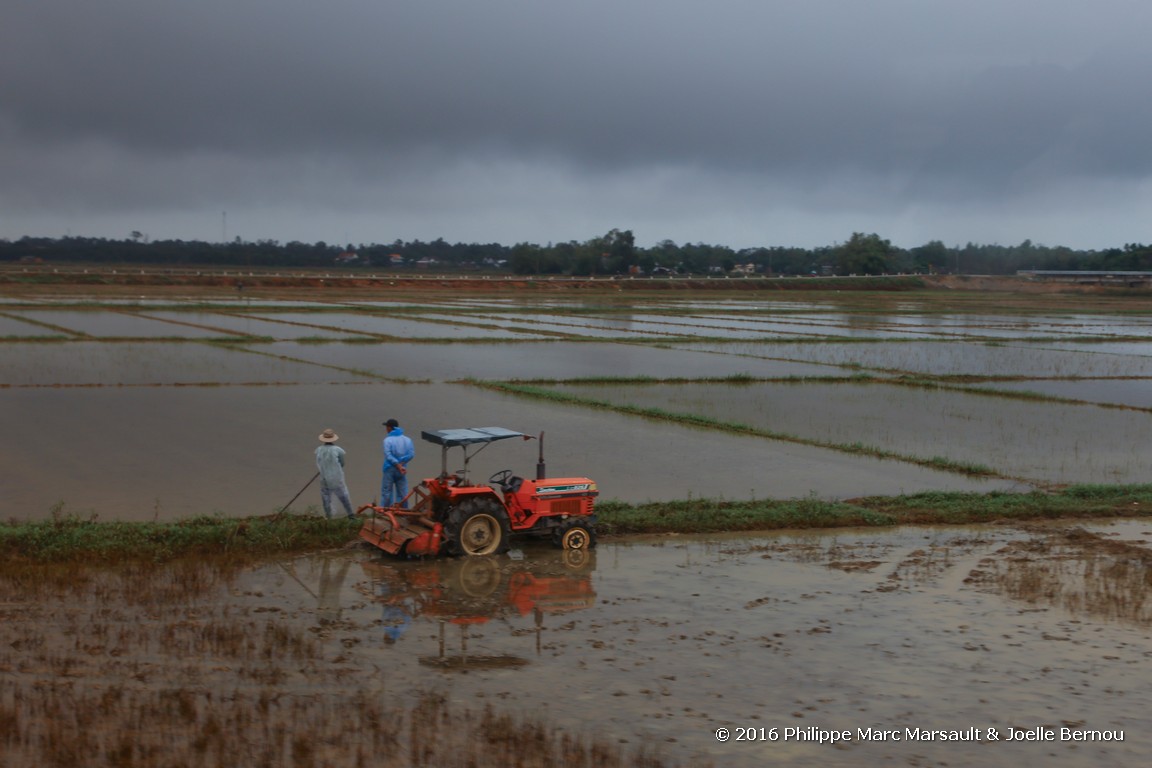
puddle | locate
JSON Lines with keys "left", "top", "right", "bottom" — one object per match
{"left": 2, "top": 527, "right": 1148, "bottom": 766}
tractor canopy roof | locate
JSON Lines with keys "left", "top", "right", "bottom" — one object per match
{"left": 421, "top": 427, "right": 528, "bottom": 447}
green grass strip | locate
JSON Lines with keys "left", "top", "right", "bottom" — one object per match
{"left": 596, "top": 484, "right": 1152, "bottom": 535}
{"left": 472, "top": 380, "right": 1000, "bottom": 478}
{"left": 5, "top": 485, "right": 1152, "bottom": 561}
{"left": 0, "top": 512, "right": 359, "bottom": 564}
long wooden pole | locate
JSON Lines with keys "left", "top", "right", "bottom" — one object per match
{"left": 278, "top": 472, "right": 320, "bottom": 514}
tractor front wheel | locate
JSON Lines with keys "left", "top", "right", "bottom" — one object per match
{"left": 447, "top": 499, "right": 511, "bottom": 557}
{"left": 555, "top": 522, "right": 595, "bottom": 551}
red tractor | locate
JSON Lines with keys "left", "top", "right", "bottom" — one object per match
{"left": 358, "top": 427, "right": 598, "bottom": 557}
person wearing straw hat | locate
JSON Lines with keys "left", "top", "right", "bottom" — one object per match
{"left": 315, "top": 428, "right": 355, "bottom": 519}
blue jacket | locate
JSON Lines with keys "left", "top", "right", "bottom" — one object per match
{"left": 383, "top": 427, "right": 415, "bottom": 470}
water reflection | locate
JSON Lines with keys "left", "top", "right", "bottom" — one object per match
{"left": 316, "top": 556, "right": 354, "bottom": 622}
{"left": 3, "top": 523, "right": 1150, "bottom": 766}
{"left": 362, "top": 547, "right": 596, "bottom": 667}
{"left": 967, "top": 525, "right": 1152, "bottom": 625}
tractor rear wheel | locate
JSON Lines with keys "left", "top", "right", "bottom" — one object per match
{"left": 446, "top": 498, "right": 511, "bottom": 557}
{"left": 453, "top": 557, "right": 503, "bottom": 597}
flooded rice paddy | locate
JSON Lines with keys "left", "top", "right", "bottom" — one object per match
{"left": 676, "top": 339, "right": 1152, "bottom": 379}
{"left": 3, "top": 289, "right": 1152, "bottom": 521}
{"left": 3, "top": 286, "right": 1152, "bottom": 765}
{"left": 549, "top": 380, "right": 1150, "bottom": 483}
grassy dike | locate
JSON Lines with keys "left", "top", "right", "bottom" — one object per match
{"left": 4, "top": 485, "right": 1152, "bottom": 563}
{"left": 0, "top": 511, "right": 361, "bottom": 564}
{"left": 471, "top": 380, "right": 1002, "bottom": 478}
{"left": 596, "top": 484, "right": 1152, "bottom": 535}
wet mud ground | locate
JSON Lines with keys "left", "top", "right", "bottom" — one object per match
{"left": 3, "top": 522, "right": 1149, "bottom": 766}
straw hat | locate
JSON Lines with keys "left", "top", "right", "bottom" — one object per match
{"left": 318, "top": 428, "right": 339, "bottom": 443}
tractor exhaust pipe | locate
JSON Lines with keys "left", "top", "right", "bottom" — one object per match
{"left": 536, "top": 431, "right": 546, "bottom": 480}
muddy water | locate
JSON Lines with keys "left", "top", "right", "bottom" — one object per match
{"left": 297, "top": 524, "right": 1152, "bottom": 766}
{"left": 4, "top": 524, "right": 1147, "bottom": 766}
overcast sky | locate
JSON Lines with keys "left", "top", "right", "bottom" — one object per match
{"left": 3, "top": 0, "right": 1151, "bottom": 250}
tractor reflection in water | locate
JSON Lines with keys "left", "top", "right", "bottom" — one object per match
{"left": 359, "top": 427, "right": 598, "bottom": 557}
{"left": 362, "top": 546, "right": 597, "bottom": 669}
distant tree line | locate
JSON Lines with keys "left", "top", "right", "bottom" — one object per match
{"left": 3, "top": 230, "right": 1151, "bottom": 276}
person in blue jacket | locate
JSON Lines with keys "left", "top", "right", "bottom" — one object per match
{"left": 315, "top": 428, "right": 355, "bottom": 519}
{"left": 381, "top": 418, "right": 415, "bottom": 507}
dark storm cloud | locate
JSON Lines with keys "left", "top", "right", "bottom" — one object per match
{"left": 3, "top": 0, "right": 1152, "bottom": 247}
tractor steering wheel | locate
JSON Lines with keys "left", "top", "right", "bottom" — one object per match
{"left": 489, "top": 469, "right": 514, "bottom": 487}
